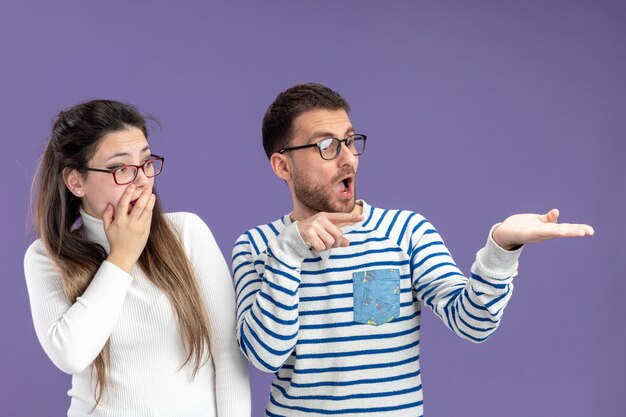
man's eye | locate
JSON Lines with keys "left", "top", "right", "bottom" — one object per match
{"left": 318, "top": 138, "right": 335, "bottom": 151}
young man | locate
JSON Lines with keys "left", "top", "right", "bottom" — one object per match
{"left": 232, "top": 83, "right": 593, "bottom": 416}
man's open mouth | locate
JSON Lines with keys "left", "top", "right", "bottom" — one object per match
{"left": 336, "top": 175, "right": 353, "bottom": 197}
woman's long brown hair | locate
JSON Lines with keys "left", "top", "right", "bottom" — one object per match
{"left": 33, "top": 100, "right": 211, "bottom": 405}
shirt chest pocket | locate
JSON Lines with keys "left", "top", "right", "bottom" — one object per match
{"left": 352, "top": 268, "right": 401, "bottom": 326}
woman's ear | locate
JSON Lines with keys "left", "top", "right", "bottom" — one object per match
{"left": 270, "top": 153, "right": 292, "bottom": 182}
{"left": 62, "top": 167, "right": 85, "bottom": 197}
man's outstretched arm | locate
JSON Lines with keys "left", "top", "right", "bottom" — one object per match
{"left": 409, "top": 208, "right": 593, "bottom": 343}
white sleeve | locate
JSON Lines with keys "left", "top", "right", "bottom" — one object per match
{"left": 177, "top": 213, "right": 251, "bottom": 417}
{"left": 24, "top": 240, "right": 133, "bottom": 374}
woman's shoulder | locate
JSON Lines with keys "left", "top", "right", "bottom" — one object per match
{"left": 24, "top": 239, "right": 59, "bottom": 285}
{"left": 163, "top": 212, "right": 221, "bottom": 257}
{"left": 24, "top": 239, "right": 47, "bottom": 262}
{"left": 164, "top": 212, "right": 212, "bottom": 236}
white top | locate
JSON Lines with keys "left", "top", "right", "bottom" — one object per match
{"left": 25, "top": 210, "right": 250, "bottom": 417}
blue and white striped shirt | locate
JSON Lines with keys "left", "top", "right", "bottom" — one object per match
{"left": 232, "top": 201, "right": 521, "bottom": 416}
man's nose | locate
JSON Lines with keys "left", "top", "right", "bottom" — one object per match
{"left": 336, "top": 140, "right": 357, "bottom": 165}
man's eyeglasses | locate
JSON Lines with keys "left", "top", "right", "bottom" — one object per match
{"left": 278, "top": 134, "right": 367, "bottom": 161}
{"left": 81, "top": 155, "right": 165, "bottom": 185}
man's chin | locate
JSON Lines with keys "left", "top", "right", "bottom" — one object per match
{"left": 331, "top": 198, "right": 357, "bottom": 214}
{"left": 295, "top": 186, "right": 357, "bottom": 215}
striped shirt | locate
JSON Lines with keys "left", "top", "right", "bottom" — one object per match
{"left": 232, "top": 201, "right": 521, "bottom": 416}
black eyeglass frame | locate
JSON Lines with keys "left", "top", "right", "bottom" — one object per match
{"left": 80, "top": 154, "right": 165, "bottom": 185}
{"left": 278, "top": 134, "right": 367, "bottom": 160}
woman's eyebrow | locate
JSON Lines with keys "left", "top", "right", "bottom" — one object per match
{"left": 105, "top": 146, "right": 150, "bottom": 162}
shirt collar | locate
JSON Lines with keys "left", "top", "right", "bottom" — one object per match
{"left": 283, "top": 200, "right": 370, "bottom": 233}
{"left": 78, "top": 208, "right": 111, "bottom": 253}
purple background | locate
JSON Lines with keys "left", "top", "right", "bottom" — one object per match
{"left": 1, "top": 1, "right": 624, "bottom": 416}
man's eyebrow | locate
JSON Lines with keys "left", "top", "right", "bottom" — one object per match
{"left": 307, "top": 127, "right": 355, "bottom": 143}
{"left": 105, "top": 146, "right": 151, "bottom": 162}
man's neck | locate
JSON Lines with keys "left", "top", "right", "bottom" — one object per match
{"left": 290, "top": 200, "right": 363, "bottom": 223}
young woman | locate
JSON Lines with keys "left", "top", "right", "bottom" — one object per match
{"left": 24, "top": 100, "right": 250, "bottom": 416}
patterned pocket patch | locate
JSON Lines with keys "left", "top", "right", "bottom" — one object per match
{"left": 353, "top": 268, "right": 400, "bottom": 326}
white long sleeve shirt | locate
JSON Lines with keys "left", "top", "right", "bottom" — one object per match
{"left": 25, "top": 210, "right": 250, "bottom": 417}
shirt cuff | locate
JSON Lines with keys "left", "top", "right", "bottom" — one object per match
{"left": 267, "top": 222, "right": 311, "bottom": 269}
{"left": 475, "top": 224, "right": 523, "bottom": 281}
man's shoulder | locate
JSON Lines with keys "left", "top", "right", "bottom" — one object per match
{"left": 234, "top": 215, "right": 288, "bottom": 249}
{"left": 365, "top": 205, "right": 429, "bottom": 232}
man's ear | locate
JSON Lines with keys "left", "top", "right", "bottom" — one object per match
{"left": 62, "top": 167, "right": 85, "bottom": 197}
{"left": 270, "top": 153, "right": 292, "bottom": 182}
